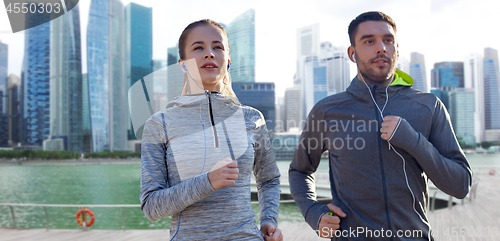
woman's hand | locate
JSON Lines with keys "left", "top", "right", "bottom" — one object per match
{"left": 207, "top": 159, "right": 238, "bottom": 190}
{"left": 261, "top": 223, "right": 283, "bottom": 241}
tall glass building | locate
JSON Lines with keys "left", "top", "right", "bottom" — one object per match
{"left": 8, "top": 74, "right": 22, "bottom": 146}
{"left": 0, "top": 41, "right": 7, "bottom": 147}
{"left": 464, "top": 53, "right": 484, "bottom": 143}
{"left": 125, "top": 2, "right": 152, "bottom": 141}
{"left": 318, "top": 42, "right": 351, "bottom": 95}
{"left": 0, "top": 41, "right": 7, "bottom": 114}
{"left": 302, "top": 56, "right": 328, "bottom": 122}
{"left": 167, "top": 46, "right": 178, "bottom": 66}
{"left": 82, "top": 73, "right": 92, "bottom": 153}
{"left": 125, "top": 2, "right": 152, "bottom": 87}
{"left": 226, "top": 9, "right": 255, "bottom": 82}
{"left": 48, "top": 5, "right": 83, "bottom": 152}
{"left": 284, "top": 85, "right": 300, "bottom": 132}
{"left": 87, "top": 0, "right": 127, "bottom": 152}
{"left": 430, "top": 62, "right": 464, "bottom": 111}
{"left": 232, "top": 82, "right": 276, "bottom": 132}
{"left": 450, "top": 88, "right": 475, "bottom": 146}
{"left": 296, "top": 23, "right": 319, "bottom": 85}
{"left": 21, "top": 15, "right": 51, "bottom": 146}
{"left": 410, "top": 52, "right": 428, "bottom": 93}
{"left": 483, "top": 47, "right": 500, "bottom": 130}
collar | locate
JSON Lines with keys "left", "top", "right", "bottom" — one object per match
{"left": 167, "top": 92, "right": 240, "bottom": 109}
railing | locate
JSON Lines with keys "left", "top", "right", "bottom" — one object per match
{"left": 0, "top": 198, "right": 333, "bottom": 231}
{"left": 2, "top": 177, "right": 479, "bottom": 231}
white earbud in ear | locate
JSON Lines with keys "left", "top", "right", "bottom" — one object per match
{"left": 352, "top": 54, "right": 356, "bottom": 63}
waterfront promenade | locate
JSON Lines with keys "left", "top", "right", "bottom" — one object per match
{"left": 1, "top": 160, "right": 498, "bottom": 240}
{"left": 1, "top": 172, "right": 498, "bottom": 240}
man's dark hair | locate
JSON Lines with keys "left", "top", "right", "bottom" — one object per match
{"left": 348, "top": 11, "right": 397, "bottom": 46}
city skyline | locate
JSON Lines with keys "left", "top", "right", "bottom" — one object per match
{"left": 1, "top": 0, "right": 499, "bottom": 97}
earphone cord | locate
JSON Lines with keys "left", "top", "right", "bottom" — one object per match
{"left": 170, "top": 72, "right": 227, "bottom": 241}
{"left": 359, "top": 72, "right": 432, "bottom": 241}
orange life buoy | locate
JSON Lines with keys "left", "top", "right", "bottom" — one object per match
{"left": 76, "top": 208, "right": 95, "bottom": 227}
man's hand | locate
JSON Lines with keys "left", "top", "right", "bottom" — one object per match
{"left": 260, "top": 223, "right": 283, "bottom": 241}
{"left": 207, "top": 160, "right": 238, "bottom": 190}
{"left": 381, "top": 116, "right": 401, "bottom": 140}
{"left": 318, "top": 204, "right": 346, "bottom": 238}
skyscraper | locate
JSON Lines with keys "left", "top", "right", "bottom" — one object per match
{"left": 87, "top": 0, "right": 127, "bottom": 152}
{"left": 302, "top": 56, "right": 327, "bottom": 119}
{"left": 125, "top": 2, "right": 152, "bottom": 87}
{"left": 82, "top": 73, "right": 92, "bottom": 153}
{"left": 284, "top": 85, "right": 301, "bottom": 132}
{"left": 125, "top": 2, "right": 153, "bottom": 141}
{"left": 226, "top": 9, "right": 255, "bottom": 82}
{"left": 430, "top": 62, "right": 464, "bottom": 111}
{"left": 301, "top": 43, "right": 351, "bottom": 122}
{"left": 0, "top": 41, "right": 7, "bottom": 147}
{"left": 8, "top": 74, "right": 21, "bottom": 146}
{"left": 464, "top": 53, "right": 484, "bottom": 144}
{"left": 483, "top": 47, "right": 500, "bottom": 132}
{"left": 396, "top": 56, "right": 410, "bottom": 74}
{"left": 167, "top": 46, "right": 179, "bottom": 66}
{"left": 232, "top": 82, "right": 276, "bottom": 132}
{"left": 0, "top": 41, "right": 7, "bottom": 114}
{"left": 410, "top": 52, "right": 428, "bottom": 92}
{"left": 450, "top": 88, "right": 475, "bottom": 146}
{"left": 47, "top": 5, "right": 83, "bottom": 152}
{"left": 21, "top": 15, "right": 51, "bottom": 146}
{"left": 318, "top": 42, "right": 351, "bottom": 95}
{"left": 296, "top": 23, "right": 319, "bottom": 85}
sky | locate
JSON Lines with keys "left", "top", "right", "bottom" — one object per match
{"left": 1, "top": 0, "right": 499, "bottom": 97}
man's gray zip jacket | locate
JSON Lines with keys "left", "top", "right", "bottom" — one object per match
{"left": 289, "top": 73, "right": 472, "bottom": 240}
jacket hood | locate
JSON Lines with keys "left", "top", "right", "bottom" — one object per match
{"left": 347, "top": 69, "right": 412, "bottom": 104}
{"left": 391, "top": 69, "right": 413, "bottom": 86}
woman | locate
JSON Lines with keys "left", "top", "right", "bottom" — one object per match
{"left": 140, "top": 19, "right": 283, "bottom": 241}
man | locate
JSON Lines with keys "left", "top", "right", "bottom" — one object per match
{"left": 289, "top": 11, "right": 471, "bottom": 240}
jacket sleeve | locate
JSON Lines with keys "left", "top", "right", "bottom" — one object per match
{"left": 140, "top": 114, "right": 215, "bottom": 221}
{"left": 288, "top": 109, "right": 331, "bottom": 231}
{"left": 252, "top": 114, "right": 281, "bottom": 229}
{"left": 388, "top": 99, "right": 472, "bottom": 199}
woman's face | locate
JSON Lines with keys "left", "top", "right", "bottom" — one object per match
{"left": 181, "top": 24, "right": 231, "bottom": 91}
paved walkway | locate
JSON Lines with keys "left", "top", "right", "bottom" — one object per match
{"left": 0, "top": 222, "right": 323, "bottom": 241}
{"left": 427, "top": 173, "right": 500, "bottom": 241}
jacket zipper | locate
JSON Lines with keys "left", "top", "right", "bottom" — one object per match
{"left": 372, "top": 85, "right": 393, "bottom": 240}
{"left": 207, "top": 93, "right": 219, "bottom": 148}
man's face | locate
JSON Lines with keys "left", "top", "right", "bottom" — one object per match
{"left": 348, "top": 21, "right": 398, "bottom": 85}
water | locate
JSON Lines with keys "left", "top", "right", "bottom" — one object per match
{"left": 0, "top": 163, "right": 305, "bottom": 229}
{"left": 0, "top": 154, "right": 498, "bottom": 230}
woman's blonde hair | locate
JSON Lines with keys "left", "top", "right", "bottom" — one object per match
{"left": 178, "top": 19, "right": 236, "bottom": 98}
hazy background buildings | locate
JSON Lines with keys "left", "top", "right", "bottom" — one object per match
{"left": 0, "top": 1, "right": 499, "bottom": 156}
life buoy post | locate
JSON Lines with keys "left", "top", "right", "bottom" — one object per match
{"left": 76, "top": 208, "right": 95, "bottom": 230}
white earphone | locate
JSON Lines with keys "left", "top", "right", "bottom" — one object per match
{"left": 352, "top": 54, "right": 356, "bottom": 63}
